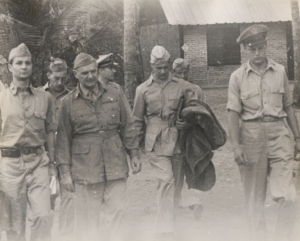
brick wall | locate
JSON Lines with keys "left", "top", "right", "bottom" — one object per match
{"left": 140, "top": 23, "right": 180, "bottom": 78}
{"left": 183, "top": 22, "right": 288, "bottom": 88}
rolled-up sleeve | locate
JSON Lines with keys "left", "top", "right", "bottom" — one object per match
{"left": 132, "top": 85, "right": 146, "bottom": 147}
{"left": 118, "top": 87, "right": 139, "bottom": 152}
{"left": 227, "top": 73, "right": 242, "bottom": 114}
{"left": 56, "top": 98, "right": 72, "bottom": 168}
{"left": 45, "top": 93, "right": 55, "bottom": 133}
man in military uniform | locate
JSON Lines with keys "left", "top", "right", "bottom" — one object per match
{"left": 0, "top": 43, "right": 56, "bottom": 241}
{"left": 227, "top": 24, "right": 300, "bottom": 241}
{"left": 56, "top": 53, "right": 140, "bottom": 241}
{"left": 132, "top": 46, "right": 198, "bottom": 240}
{"left": 38, "top": 57, "right": 73, "bottom": 240}
{"left": 172, "top": 58, "right": 205, "bottom": 102}
{"left": 96, "top": 53, "right": 119, "bottom": 87}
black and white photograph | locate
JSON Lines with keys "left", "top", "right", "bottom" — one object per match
{"left": 0, "top": 0, "right": 299, "bottom": 241}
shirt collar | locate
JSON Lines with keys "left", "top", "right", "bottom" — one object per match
{"left": 246, "top": 57, "right": 278, "bottom": 75}
{"left": 43, "top": 82, "right": 50, "bottom": 91}
{"left": 146, "top": 72, "right": 173, "bottom": 86}
{"left": 74, "top": 81, "right": 106, "bottom": 99}
{"left": 44, "top": 81, "right": 69, "bottom": 97}
{"left": 10, "top": 81, "right": 35, "bottom": 95}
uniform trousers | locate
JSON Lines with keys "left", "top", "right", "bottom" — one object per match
{"left": 171, "top": 154, "right": 202, "bottom": 211}
{"left": 240, "top": 120, "right": 296, "bottom": 241}
{"left": 72, "top": 178, "right": 127, "bottom": 241}
{"left": 148, "top": 153, "right": 183, "bottom": 233}
{"left": 0, "top": 151, "right": 52, "bottom": 241}
{"left": 58, "top": 184, "right": 74, "bottom": 241}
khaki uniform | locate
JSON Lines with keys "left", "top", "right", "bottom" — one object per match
{"left": 132, "top": 73, "right": 198, "bottom": 232}
{"left": 227, "top": 58, "right": 296, "bottom": 241}
{"left": 56, "top": 81, "right": 138, "bottom": 240}
{"left": 0, "top": 82, "right": 54, "bottom": 241}
{"left": 38, "top": 82, "right": 72, "bottom": 239}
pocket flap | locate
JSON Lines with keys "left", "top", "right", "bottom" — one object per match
{"left": 168, "top": 91, "right": 178, "bottom": 100}
{"left": 241, "top": 89, "right": 259, "bottom": 100}
{"left": 146, "top": 125, "right": 161, "bottom": 134}
{"left": 270, "top": 85, "right": 284, "bottom": 94}
{"left": 34, "top": 111, "right": 46, "bottom": 119}
{"left": 72, "top": 143, "right": 90, "bottom": 154}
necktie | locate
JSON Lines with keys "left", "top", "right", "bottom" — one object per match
{"left": 88, "top": 90, "right": 97, "bottom": 101}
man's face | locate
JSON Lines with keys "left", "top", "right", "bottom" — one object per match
{"left": 47, "top": 70, "right": 68, "bottom": 92}
{"left": 99, "top": 66, "right": 116, "bottom": 81}
{"left": 245, "top": 43, "right": 267, "bottom": 66}
{"left": 173, "top": 69, "right": 189, "bottom": 81}
{"left": 74, "top": 62, "right": 98, "bottom": 89}
{"left": 151, "top": 61, "right": 170, "bottom": 81}
{"left": 8, "top": 56, "right": 32, "bottom": 80}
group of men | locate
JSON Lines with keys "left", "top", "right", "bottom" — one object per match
{"left": 0, "top": 23, "right": 299, "bottom": 241}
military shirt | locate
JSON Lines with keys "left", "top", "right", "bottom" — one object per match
{"left": 227, "top": 58, "right": 292, "bottom": 120}
{"left": 0, "top": 82, "right": 54, "bottom": 148}
{"left": 38, "top": 82, "right": 69, "bottom": 131}
{"left": 56, "top": 81, "right": 138, "bottom": 184}
{"left": 132, "top": 73, "right": 198, "bottom": 156}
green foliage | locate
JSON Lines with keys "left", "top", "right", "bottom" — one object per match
{"left": 0, "top": 0, "right": 124, "bottom": 87}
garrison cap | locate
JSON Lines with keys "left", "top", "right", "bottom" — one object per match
{"left": 0, "top": 55, "right": 7, "bottom": 65}
{"left": 9, "top": 43, "right": 31, "bottom": 62}
{"left": 173, "top": 58, "right": 189, "bottom": 71}
{"left": 49, "top": 57, "right": 67, "bottom": 72}
{"left": 237, "top": 24, "right": 268, "bottom": 46}
{"left": 96, "top": 53, "right": 119, "bottom": 68}
{"left": 150, "top": 45, "right": 170, "bottom": 65}
{"left": 73, "top": 53, "right": 96, "bottom": 70}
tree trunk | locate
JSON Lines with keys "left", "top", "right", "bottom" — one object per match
{"left": 292, "top": 0, "right": 300, "bottom": 107}
{"left": 123, "top": 0, "right": 143, "bottom": 107}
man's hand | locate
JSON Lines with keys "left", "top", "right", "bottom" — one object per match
{"left": 60, "top": 173, "right": 75, "bottom": 192}
{"left": 233, "top": 146, "right": 248, "bottom": 165}
{"left": 49, "top": 162, "right": 58, "bottom": 177}
{"left": 130, "top": 156, "right": 141, "bottom": 174}
{"left": 176, "top": 120, "right": 193, "bottom": 130}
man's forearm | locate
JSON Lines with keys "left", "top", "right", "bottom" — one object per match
{"left": 228, "top": 110, "right": 241, "bottom": 149}
{"left": 46, "top": 131, "right": 55, "bottom": 163}
{"left": 286, "top": 106, "right": 300, "bottom": 138}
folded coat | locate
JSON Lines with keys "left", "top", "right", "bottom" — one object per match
{"left": 180, "top": 100, "right": 227, "bottom": 191}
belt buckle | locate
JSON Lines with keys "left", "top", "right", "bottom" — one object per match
{"left": 21, "top": 148, "right": 31, "bottom": 155}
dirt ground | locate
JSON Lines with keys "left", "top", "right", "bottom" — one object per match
{"left": 3, "top": 87, "right": 300, "bottom": 241}
{"left": 119, "top": 87, "right": 300, "bottom": 241}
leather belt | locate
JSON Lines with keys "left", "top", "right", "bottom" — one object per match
{"left": 1, "top": 146, "right": 43, "bottom": 158}
{"left": 244, "top": 116, "right": 282, "bottom": 123}
{"left": 73, "top": 129, "right": 119, "bottom": 140}
{"left": 148, "top": 118, "right": 176, "bottom": 127}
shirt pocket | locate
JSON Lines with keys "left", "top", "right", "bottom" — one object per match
{"left": 145, "top": 91, "right": 161, "bottom": 114}
{"left": 72, "top": 142, "right": 90, "bottom": 155}
{"left": 145, "top": 125, "right": 160, "bottom": 152}
{"left": 31, "top": 111, "right": 46, "bottom": 131}
{"left": 71, "top": 108, "right": 96, "bottom": 131}
{"left": 169, "top": 91, "right": 180, "bottom": 111}
{"left": 102, "top": 99, "right": 120, "bottom": 125}
{"left": 269, "top": 85, "right": 284, "bottom": 109}
{"left": 241, "top": 89, "right": 260, "bottom": 110}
